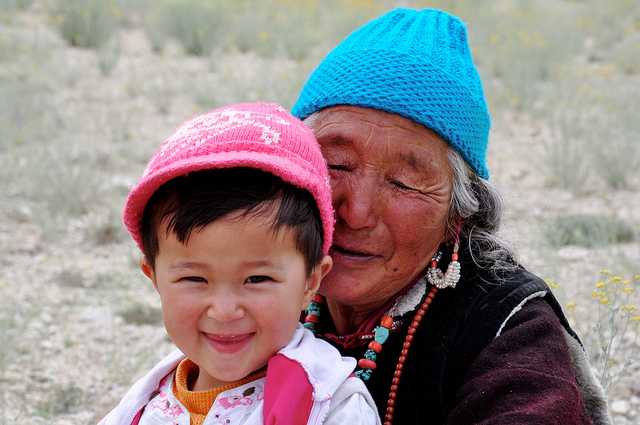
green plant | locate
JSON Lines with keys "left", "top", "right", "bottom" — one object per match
{"left": 610, "top": 34, "right": 640, "bottom": 75}
{"left": 0, "top": 0, "right": 33, "bottom": 10}
{"left": 565, "top": 271, "right": 640, "bottom": 392}
{"left": 545, "top": 214, "right": 635, "bottom": 248}
{"left": 469, "top": 2, "right": 581, "bottom": 112}
{"left": 97, "top": 35, "right": 122, "bottom": 76}
{"left": 143, "top": 0, "right": 226, "bottom": 56}
{"left": 2, "top": 141, "right": 112, "bottom": 240}
{"left": 85, "top": 209, "right": 126, "bottom": 246}
{"left": 587, "top": 82, "right": 640, "bottom": 190}
{"left": 54, "top": 268, "right": 85, "bottom": 288}
{"left": 0, "top": 78, "right": 60, "bottom": 148}
{"left": 118, "top": 302, "right": 162, "bottom": 326}
{"left": 0, "top": 278, "right": 33, "bottom": 422}
{"left": 197, "top": 53, "right": 310, "bottom": 110}
{"left": 52, "top": 0, "right": 120, "bottom": 49}
{"left": 543, "top": 72, "right": 640, "bottom": 192}
{"left": 34, "top": 384, "right": 84, "bottom": 417}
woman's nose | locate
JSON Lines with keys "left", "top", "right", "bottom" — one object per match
{"left": 334, "top": 176, "right": 378, "bottom": 231}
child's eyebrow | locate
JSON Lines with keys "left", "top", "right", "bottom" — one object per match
{"left": 169, "top": 261, "right": 209, "bottom": 271}
{"left": 241, "top": 259, "right": 279, "bottom": 269}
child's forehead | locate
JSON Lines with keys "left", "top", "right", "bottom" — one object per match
{"left": 157, "top": 208, "right": 299, "bottom": 252}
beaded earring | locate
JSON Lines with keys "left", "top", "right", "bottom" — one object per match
{"left": 425, "top": 222, "right": 462, "bottom": 290}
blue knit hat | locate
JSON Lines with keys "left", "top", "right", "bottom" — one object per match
{"left": 292, "top": 8, "right": 491, "bottom": 179}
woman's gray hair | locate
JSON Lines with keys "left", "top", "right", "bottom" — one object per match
{"left": 447, "top": 149, "right": 518, "bottom": 274}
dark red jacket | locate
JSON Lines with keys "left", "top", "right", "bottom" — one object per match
{"left": 318, "top": 256, "right": 603, "bottom": 424}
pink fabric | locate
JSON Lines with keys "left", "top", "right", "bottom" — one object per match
{"left": 263, "top": 354, "right": 313, "bottom": 425}
{"left": 130, "top": 407, "right": 144, "bottom": 425}
{"left": 123, "top": 102, "right": 334, "bottom": 254}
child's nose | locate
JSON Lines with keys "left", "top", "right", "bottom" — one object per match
{"left": 205, "top": 295, "right": 244, "bottom": 322}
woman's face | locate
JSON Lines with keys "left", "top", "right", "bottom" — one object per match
{"left": 307, "top": 106, "right": 453, "bottom": 312}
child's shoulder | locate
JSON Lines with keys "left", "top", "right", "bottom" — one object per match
{"left": 325, "top": 376, "right": 381, "bottom": 425}
{"left": 278, "top": 325, "right": 356, "bottom": 393}
{"left": 98, "top": 349, "right": 185, "bottom": 425}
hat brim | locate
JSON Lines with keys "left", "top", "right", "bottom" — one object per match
{"left": 123, "top": 149, "right": 333, "bottom": 255}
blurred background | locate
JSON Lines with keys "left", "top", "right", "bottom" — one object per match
{"left": 1, "top": 0, "right": 639, "bottom": 423}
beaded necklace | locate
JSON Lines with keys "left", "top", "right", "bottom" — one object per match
{"left": 304, "top": 242, "right": 461, "bottom": 425}
{"left": 304, "top": 286, "right": 438, "bottom": 425}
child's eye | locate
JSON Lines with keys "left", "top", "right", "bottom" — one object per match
{"left": 178, "top": 276, "right": 207, "bottom": 283}
{"left": 245, "top": 275, "right": 274, "bottom": 284}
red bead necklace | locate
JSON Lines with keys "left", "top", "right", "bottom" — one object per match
{"left": 304, "top": 286, "right": 439, "bottom": 425}
{"left": 383, "top": 285, "right": 438, "bottom": 425}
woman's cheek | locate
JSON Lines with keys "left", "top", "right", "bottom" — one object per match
{"left": 390, "top": 197, "right": 447, "bottom": 240}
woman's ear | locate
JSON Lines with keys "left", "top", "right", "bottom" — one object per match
{"left": 301, "top": 255, "right": 333, "bottom": 309}
{"left": 140, "top": 257, "right": 158, "bottom": 291}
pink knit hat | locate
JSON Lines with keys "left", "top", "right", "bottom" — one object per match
{"left": 123, "top": 102, "right": 334, "bottom": 254}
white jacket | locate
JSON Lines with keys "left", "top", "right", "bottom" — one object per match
{"left": 99, "top": 325, "right": 380, "bottom": 425}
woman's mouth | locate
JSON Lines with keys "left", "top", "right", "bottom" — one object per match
{"left": 330, "top": 244, "right": 381, "bottom": 264}
{"left": 203, "top": 332, "right": 254, "bottom": 354}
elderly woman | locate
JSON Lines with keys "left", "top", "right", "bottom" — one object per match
{"left": 292, "top": 8, "right": 610, "bottom": 425}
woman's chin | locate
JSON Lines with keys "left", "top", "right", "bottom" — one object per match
{"left": 319, "top": 269, "right": 379, "bottom": 306}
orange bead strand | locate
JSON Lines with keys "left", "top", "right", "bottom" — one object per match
{"left": 382, "top": 286, "right": 438, "bottom": 425}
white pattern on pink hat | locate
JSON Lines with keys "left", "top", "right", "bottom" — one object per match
{"left": 123, "top": 102, "right": 334, "bottom": 255}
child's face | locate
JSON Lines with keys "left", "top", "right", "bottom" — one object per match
{"left": 142, "top": 211, "right": 332, "bottom": 390}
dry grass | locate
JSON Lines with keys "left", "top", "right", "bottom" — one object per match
{"left": 1, "top": 1, "right": 639, "bottom": 423}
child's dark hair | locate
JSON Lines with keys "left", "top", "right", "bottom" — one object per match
{"left": 140, "top": 168, "right": 324, "bottom": 273}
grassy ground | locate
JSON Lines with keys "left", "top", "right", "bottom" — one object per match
{"left": 1, "top": 1, "right": 639, "bottom": 423}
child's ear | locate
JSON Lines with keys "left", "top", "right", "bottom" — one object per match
{"left": 301, "top": 255, "right": 333, "bottom": 309}
{"left": 140, "top": 257, "right": 158, "bottom": 291}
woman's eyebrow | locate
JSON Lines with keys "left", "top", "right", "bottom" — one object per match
{"left": 317, "top": 132, "right": 352, "bottom": 147}
{"left": 398, "top": 152, "right": 429, "bottom": 173}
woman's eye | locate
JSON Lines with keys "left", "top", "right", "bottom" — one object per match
{"left": 328, "top": 163, "right": 351, "bottom": 172}
{"left": 391, "top": 179, "right": 419, "bottom": 192}
{"left": 245, "top": 275, "right": 274, "bottom": 284}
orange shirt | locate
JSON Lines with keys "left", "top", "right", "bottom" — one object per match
{"left": 172, "top": 358, "right": 266, "bottom": 425}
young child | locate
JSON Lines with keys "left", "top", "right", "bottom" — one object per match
{"left": 99, "top": 103, "right": 380, "bottom": 425}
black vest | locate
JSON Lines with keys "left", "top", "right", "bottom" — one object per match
{"left": 331, "top": 258, "right": 578, "bottom": 423}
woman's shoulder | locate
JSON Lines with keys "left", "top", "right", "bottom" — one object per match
{"left": 448, "top": 263, "right": 568, "bottom": 344}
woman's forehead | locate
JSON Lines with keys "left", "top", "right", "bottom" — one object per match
{"left": 310, "top": 106, "right": 444, "bottom": 144}
{"left": 309, "top": 106, "right": 449, "bottom": 165}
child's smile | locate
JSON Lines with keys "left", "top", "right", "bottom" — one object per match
{"left": 202, "top": 332, "right": 255, "bottom": 354}
{"left": 143, "top": 209, "right": 330, "bottom": 391}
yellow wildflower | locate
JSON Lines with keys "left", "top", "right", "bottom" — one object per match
{"left": 595, "top": 281, "right": 606, "bottom": 288}
{"left": 634, "top": 274, "right": 640, "bottom": 281}
{"left": 631, "top": 316, "right": 640, "bottom": 321}
{"left": 600, "top": 269, "right": 611, "bottom": 275}
{"left": 622, "top": 304, "right": 637, "bottom": 313}
{"left": 622, "top": 286, "right": 635, "bottom": 295}
{"left": 592, "top": 290, "right": 602, "bottom": 299}
{"left": 623, "top": 279, "right": 631, "bottom": 286}
{"left": 600, "top": 297, "right": 610, "bottom": 305}
{"left": 610, "top": 276, "right": 623, "bottom": 283}
{"left": 566, "top": 302, "right": 577, "bottom": 310}
{"left": 545, "top": 279, "right": 560, "bottom": 289}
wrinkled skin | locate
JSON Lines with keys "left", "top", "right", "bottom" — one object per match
{"left": 306, "top": 106, "right": 453, "bottom": 334}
